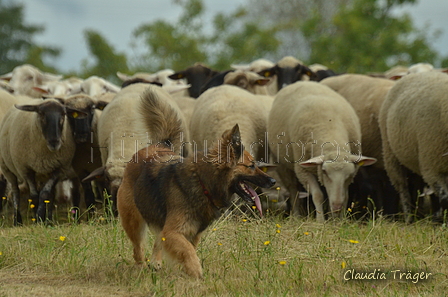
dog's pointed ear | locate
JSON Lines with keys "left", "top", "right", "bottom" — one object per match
{"left": 221, "top": 124, "right": 243, "bottom": 163}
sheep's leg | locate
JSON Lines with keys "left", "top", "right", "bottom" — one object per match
{"left": 69, "top": 177, "right": 82, "bottom": 221}
{"left": 37, "top": 171, "right": 60, "bottom": 223}
{"left": 295, "top": 166, "right": 326, "bottom": 222}
{"left": 276, "top": 167, "right": 307, "bottom": 216}
{"left": 3, "top": 169, "right": 22, "bottom": 225}
{"left": 382, "top": 142, "right": 413, "bottom": 223}
{"left": 82, "top": 178, "right": 96, "bottom": 217}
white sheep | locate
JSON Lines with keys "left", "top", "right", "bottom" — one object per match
{"left": 379, "top": 71, "right": 448, "bottom": 222}
{"left": 267, "top": 81, "right": 376, "bottom": 222}
{"left": 85, "top": 83, "right": 188, "bottom": 212}
{"left": 190, "top": 85, "right": 270, "bottom": 161}
{"left": 231, "top": 58, "right": 275, "bottom": 73}
{"left": 223, "top": 70, "right": 272, "bottom": 95}
{"left": 0, "top": 64, "right": 62, "bottom": 98}
{"left": 321, "top": 74, "right": 398, "bottom": 215}
{"left": 0, "top": 98, "right": 86, "bottom": 224}
{"left": 80, "top": 76, "right": 121, "bottom": 97}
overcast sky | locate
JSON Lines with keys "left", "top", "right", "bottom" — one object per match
{"left": 17, "top": 0, "right": 448, "bottom": 72}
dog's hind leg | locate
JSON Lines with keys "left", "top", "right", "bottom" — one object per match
{"left": 162, "top": 230, "right": 203, "bottom": 279}
{"left": 117, "top": 185, "right": 147, "bottom": 264}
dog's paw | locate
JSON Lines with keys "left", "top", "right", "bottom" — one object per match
{"left": 149, "top": 259, "right": 163, "bottom": 271}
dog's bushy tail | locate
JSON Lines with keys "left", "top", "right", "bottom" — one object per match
{"left": 140, "top": 85, "right": 184, "bottom": 148}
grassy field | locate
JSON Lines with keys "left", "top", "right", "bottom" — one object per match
{"left": 0, "top": 205, "right": 447, "bottom": 297}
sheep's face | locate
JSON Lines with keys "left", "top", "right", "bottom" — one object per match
{"left": 300, "top": 154, "right": 377, "bottom": 215}
{"left": 64, "top": 96, "right": 108, "bottom": 144}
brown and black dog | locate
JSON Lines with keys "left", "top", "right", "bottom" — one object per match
{"left": 117, "top": 88, "right": 276, "bottom": 279}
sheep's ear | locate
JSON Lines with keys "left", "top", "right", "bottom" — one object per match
{"left": 82, "top": 167, "right": 105, "bottom": 183}
{"left": 0, "top": 72, "right": 12, "bottom": 82}
{"left": 65, "top": 107, "right": 89, "bottom": 119}
{"left": 254, "top": 78, "right": 271, "bottom": 86}
{"left": 95, "top": 100, "right": 109, "bottom": 110}
{"left": 169, "top": 71, "right": 186, "bottom": 80}
{"left": 347, "top": 155, "right": 377, "bottom": 166}
{"left": 14, "top": 104, "right": 39, "bottom": 112}
{"left": 116, "top": 71, "right": 130, "bottom": 82}
{"left": 300, "top": 156, "right": 324, "bottom": 168}
{"left": 32, "top": 86, "right": 49, "bottom": 94}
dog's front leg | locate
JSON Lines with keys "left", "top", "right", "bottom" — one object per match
{"left": 162, "top": 230, "right": 203, "bottom": 279}
{"left": 150, "top": 233, "right": 163, "bottom": 270}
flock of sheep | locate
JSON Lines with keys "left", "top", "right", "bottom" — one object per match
{"left": 0, "top": 56, "right": 447, "bottom": 225}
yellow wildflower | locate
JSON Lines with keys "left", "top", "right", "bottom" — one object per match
{"left": 59, "top": 236, "right": 66, "bottom": 242}
{"left": 31, "top": 218, "right": 36, "bottom": 222}
{"left": 304, "top": 232, "right": 310, "bottom": 236}
{"left": 162, "top": 237, "right": 166, "bottom": 241}
{"left": 276, "top": 224, "right": 281, "bottom": 228}
{"left": 242, "top": 218, "right": 247, "bottom": 222}
{"left": 278, "top": 261, "right": 286, "bottom": 265}
{"left": 217, "top": 242, "right": 222, "bottom": 246}
{"left": 348, "top": 240, "right": 359, "bottom": 244}
{"left": 28, "top": 199, "right": 32, "bottom": 203}
{"left": 2, "top": 196, "right": 6, "bottom": 200}
{"left": 341, "top": 261, "right": 346, "bottom": 269}
{"left": 252, "top": 206, "right": 257, "bottom": 210}
{"left": 0, "top": 252, "right": 2, "bottom": 256}
{"left": 276, "top": 187, "right": 281, "bottom": 191}
{"left": 264, "top": 241, "right": 270, "bottom": 246}
{"left": 276, "top": 229, "right": 281, "bottom": 234}
{"left": 30, "top": 204, "right": 35, "bottom": 209}
{"left": 44, "top": 200, "right": 50, "bottom": 204}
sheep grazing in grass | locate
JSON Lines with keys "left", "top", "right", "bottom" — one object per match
{"left": 169, "top": 63, "right": 219, "bottom": 98}
{"left": 321, "top": 74, "right": 399, "bottom": 216}
{"left": 268, "top": 81, "right": 376, "bottom": 222}
{"left": 379, "top": 71, "right": 448, "bottom": 222}
{"left": 0, "top": 99, "right": 87, "bottom": 224}
{"left": 0, "top": 64, "right": 62, "bottom": 98}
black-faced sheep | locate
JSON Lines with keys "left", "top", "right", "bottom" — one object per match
{"left": 258, "top": 56, "right": 314, "bottom": 93}
{"left": 267, "top": 81, "right": 376, "bottom": 222}
{"left": 63, "top": 94, "right": 108, "bottom": 216}
{"left": 379, "top": 71, "right": 448, "bottom": 222}
{"left": 0, "top": 99, "right": 87, "bottom": 224}
{"left": 169, "top": 63, "right": 219, "bottom": 98}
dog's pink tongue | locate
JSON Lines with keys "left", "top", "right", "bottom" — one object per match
{"left": 247, "top": 186, "right": 263, "bottom": 217}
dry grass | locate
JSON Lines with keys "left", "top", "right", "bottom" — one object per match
{"left": 0, "top": 207, "right": 447, "bottom": 296}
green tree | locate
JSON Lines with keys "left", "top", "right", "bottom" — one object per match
{"left": 131, "top": 0, "right": 280, "bottom": 72}
{"left": 0, "top": 0, "right": 61, "bottom": 74}
{"left": 301, "top": 0, "right": 439, "bottom": 73}
{"left": 81, "top": 29, "right": 129, "bottom": 83}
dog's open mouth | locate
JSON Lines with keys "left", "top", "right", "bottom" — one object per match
{"left": 238, "top": 181, "right": 263, "bottom": 217}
